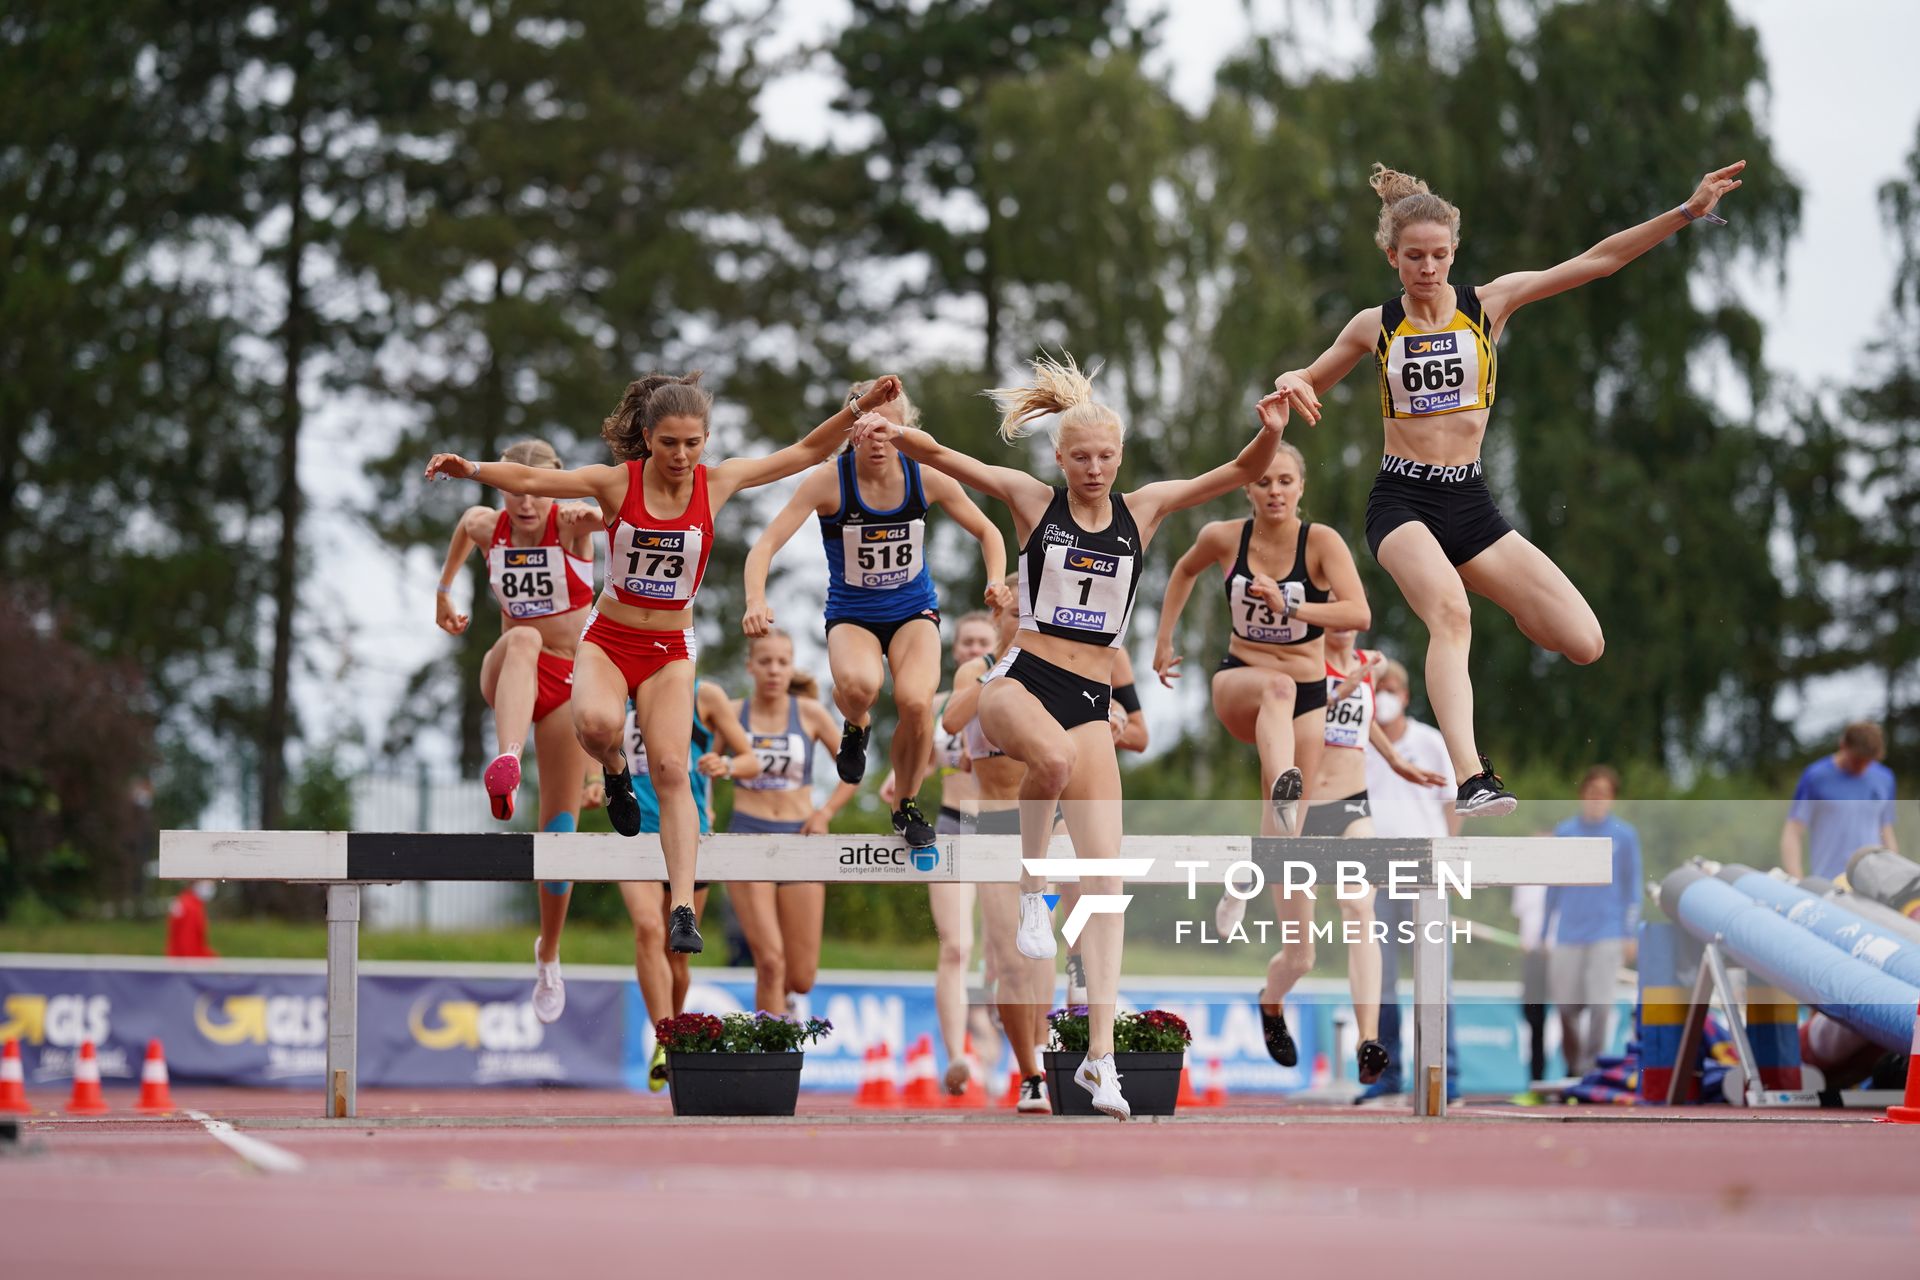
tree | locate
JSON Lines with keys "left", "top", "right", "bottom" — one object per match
{"left": 0, "top": 2, "right": 274, "bottom": 768}
{"left": 0, "top": 594, "right": 155, "bottom": 919}
{"left": 1186, "top": 0, "right": 1804, "bottom": 775}
{"left": 832, "top": 0, "right": 1147, "bottom": 374}
{"left": 359, "top": 0, "right": 871, "bottom": 769}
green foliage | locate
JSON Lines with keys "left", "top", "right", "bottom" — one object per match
{"left": 1047, "top": 1007, "right": 1193, "bottom": 1053}
{"left": 656, "top": 1011, "right": 833, "bottom": 1054}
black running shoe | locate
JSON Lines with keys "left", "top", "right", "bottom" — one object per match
{"left": 892, "top": 798, "right": 936, "bottom": 848}
{"left": 1455, "top": 755, "right": 1517, "bottom": 818}
{"left": 1064, "top": 952, "right": 1088, "bottom": 1004}
{"left": 1269, "top": 766, "right": 1303, "bottom": 836}
{"left": 604, "top": 767, "right": 641, "bottom": 837}
{"left": 1357, "top": 1038, "right": 1390, "bottom": 1086}
{"left": 835, "top": 720, "right": 870, "bottom": 784}
{"left": 1261, "top": 1006, "right": 1298, "bottom": 1068}
{"left": 668, "top": 904, "right": 704, "bottom": 954}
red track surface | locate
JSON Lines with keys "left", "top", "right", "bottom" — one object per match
{"left": 5, "top": 1087, "right": 1916, "bottom": 1277}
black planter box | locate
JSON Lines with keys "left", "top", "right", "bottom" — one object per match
{"left": 1043, "top": 1050, "right": 1185, "bottom": 1116}
{"left": 666, "top": 1051, "right": 805, "bottom": 1117}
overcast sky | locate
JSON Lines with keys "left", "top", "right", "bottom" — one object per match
{"left": 290, "top": 0, "right": 1919, "bottom": 782}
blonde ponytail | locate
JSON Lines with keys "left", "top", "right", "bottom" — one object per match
{"left": 1369, "top": 162, "right": 1461, "bottom": 251}
{"left": 984, "top": 351, "right": 1124, "bottom": 445}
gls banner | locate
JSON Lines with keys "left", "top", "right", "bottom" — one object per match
{"left": 0, "top": 965, "right": 623, "bottom": 1089}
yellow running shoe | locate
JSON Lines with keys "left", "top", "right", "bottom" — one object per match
{"left": 648, "top": 1042, "right": 668, "bottom": 1093}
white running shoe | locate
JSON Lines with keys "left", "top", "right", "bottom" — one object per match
{"left": 1074, "top": 1052, "right": 1130, "bottom": 1121}
{"left": 1215, "top": 883, "right": 1249, "bottom": 935}
{"left": 531, "top": 938, "right": 565, "bottom": 1024}
{"left": 1016, "top": 1074, "right": 1051, "bottom": 1114}
{"left": 1016, "top": 891, "right": 1058, "bottom": 959}
{"left": 1064, "top": 952, "right": 1088, "bottom": 1007}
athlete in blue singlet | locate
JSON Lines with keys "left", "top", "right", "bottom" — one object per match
{"left": 744, "top": 379, "right": 1009, "bottom": 850}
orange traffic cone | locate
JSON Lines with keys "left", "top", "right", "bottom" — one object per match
{"left": 0, "top": 1038, "right": 29, "bottom": 1114}
{"left": 1310, "top": 1051, "right": 1331, "bottom": 1089}
{"left": 855, "top": 1042, "right": 900, "bottom": 1109}
{"left": 136, "top": 1039, "right": 176, "bottom": 1114}
{"left": 1177, "top": 1062, "right": 1204, "bottom": 1109}
{"left": 1201, "top": 1057, "right": 1228, "bottom": 1108}
{"left": 1001, "top": 1067, "right": 1023, "bottom": 1107}
{"left": 65, "top": 1040, "right": 109, "bottom": 1115}
{"left": 901, "top": 1034, "right": 940, "bottom": 1107}
{"left": 1886, "top": 1000, "right": 1920, "bottom": 1124}
{"left": 948, "top": 1034, "right": 988, "bottom": 1109}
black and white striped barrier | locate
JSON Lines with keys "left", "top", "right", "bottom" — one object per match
{"left": 160, "top": 831, "right": 1609, "bottom": 1119}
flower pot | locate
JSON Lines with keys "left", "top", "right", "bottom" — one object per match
{"left": 1043, "top": 1050, "right": 1185, "bottom": 1116}
{"left": 666, "top": 1051, "right": 805, "bottom": 1117}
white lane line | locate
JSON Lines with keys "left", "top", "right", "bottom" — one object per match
{"left": 185, "top": 1109, "right": 307, "bottom": 1174}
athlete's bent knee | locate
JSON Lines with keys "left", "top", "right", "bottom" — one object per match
{"left": 502, "top": 626, "right": 543, "bottom": 659}
{"left": 634, "top": 913, "right": 666, "bottom": 951}
{"left": 937, "top": 938, "right": 970, "bottom": 971}
{"left": 1260, "top": 673, "right": 1298, "bottom": 707}
{"left": 1426, "top": 596, "right": 1473, "bottom": 642}
{"left": 1026, "top": 748, "right": 1074, "bottom": 795}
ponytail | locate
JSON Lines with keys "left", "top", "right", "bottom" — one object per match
{"left": 601, "top": 371, "right": 712, "bottom": 461}
{"left": 1369, "top": 162, "right": 1461, "bottom": 251}
{"left": 984, "top": 351, "right": 1124, "bottom": 444}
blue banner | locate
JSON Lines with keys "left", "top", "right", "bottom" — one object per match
{"left": 2, "top": 960, "right": 1615, "bottom": 1096}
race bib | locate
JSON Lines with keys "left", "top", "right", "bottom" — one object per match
{"left": 624, "top": 711, "right": 649, "bottom": 777}
{"left": 1324, "top": 677, "right": 1373, "bottom": 750}
{"left": 841, "top": 520, "right": 924, "bottom": 589}
{"left": 738, "top": 731, "right": 807, "bottom": 791}
{"left": 612, "top": 523, "right": 702, "bottom": 605}
{"left": 1230, "top": 577, "right": 1306, "bottom": 645}
{"left": 1034, "top": 544, "right": 1134, "bottom": 637}
{"left": 488, "top": 544, "right": 568, "bottom": 619}
{"left": 1386, "top": 328, "right": 1484, "bottom": 416}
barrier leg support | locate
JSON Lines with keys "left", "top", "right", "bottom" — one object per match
{"left": 1412, "top": 886, "right": 1448, "bottom": 1118}
{"left": 326, "top": 883, "right": 360, "bottom": 1118}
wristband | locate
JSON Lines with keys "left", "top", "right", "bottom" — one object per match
{"left": 436, "top": 584, "right": 454, "bottom": 595}
{"left": 1678, "top": 205, "right": 1727, "bottom": 226}
{"left": 846, "top": 392, "right": 864, "bottom": 418}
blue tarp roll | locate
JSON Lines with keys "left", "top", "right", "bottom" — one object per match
{"left": 1658, "top": 866, "right": 1918, "bottom": 1054}
{"left": 1716, "top": 865, "right": 1920, "bottom": 990}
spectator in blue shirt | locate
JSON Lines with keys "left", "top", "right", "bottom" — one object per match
{"left": 1546, "top": 766, "right": 1642, "bottom": 1078}
{"left": 1781, "top": 722, "right": 1899, "bottom": 883}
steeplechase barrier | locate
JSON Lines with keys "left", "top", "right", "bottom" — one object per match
{"left": 158, "top": 831, "right": 1610, "bottom": 1119}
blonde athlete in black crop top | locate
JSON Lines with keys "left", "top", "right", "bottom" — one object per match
{"left": 1271, "top": 160, "right": 1745, "bottom": 819}
{"left": 855, "top": 352, "right": 1290, "bottom": 1121}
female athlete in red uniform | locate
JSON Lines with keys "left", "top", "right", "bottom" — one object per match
{"left": 427, "top": 372, "right": 903, "bottom": 953}
{"left": 434, "top": 439, "right": 601, "bottom": 1002}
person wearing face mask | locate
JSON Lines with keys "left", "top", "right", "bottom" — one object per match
{"left": 1271, "top": 161, "right": 1746, "bottom": 820}
{"left": 1360, "top": 659, "right": 1461, "bottom": 1101}
{"left": 166, "top": 881, "right": 219, "bottom": 958}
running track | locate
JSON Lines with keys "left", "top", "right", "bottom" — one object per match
{"left": 4, "top": 1088, "right": 1915, "bottom": 1277}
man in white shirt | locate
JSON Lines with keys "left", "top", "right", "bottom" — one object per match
{"left": 1360, "top": 660, "right": 1461, "bottom": 1100}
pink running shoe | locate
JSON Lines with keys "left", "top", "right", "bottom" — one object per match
{"left": 484, "top": 752, "right": 521, "bottom": 821}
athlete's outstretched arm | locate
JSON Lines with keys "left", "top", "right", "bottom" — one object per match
{"left": 851, "top": 416, "right": 1055, "bottom": 530}
{"left": 424, "top": 455, "right": 623, "bottom": 507}
{"left": 708, "top": 377, "right": 900, "bottom": 506}
{"left": 1275, "top": 526, "right": 1370, "bottom": 633}
{"left": 695, "top": 682, "right": 763, "bottom": 781}
{"left": 1478, "top": 161, "right": 1745, "bottom": 328}
{"left": 1272, "top": 309, "right": 1380, "bottom": 425}
{"left": 433, "top": 505, "right": 496, "bottom": 635}
{"left": 925, "top": 470, "right": 1012, "bottom": 609}
{"left": 1128, "top": 393, "right": 1289, "bottom": 537}
{"left": 742, "top": 466, "right": 835, "bottom": 637}
{"left": 1151, "top": 522, "right": 1233, "bottom": 687}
